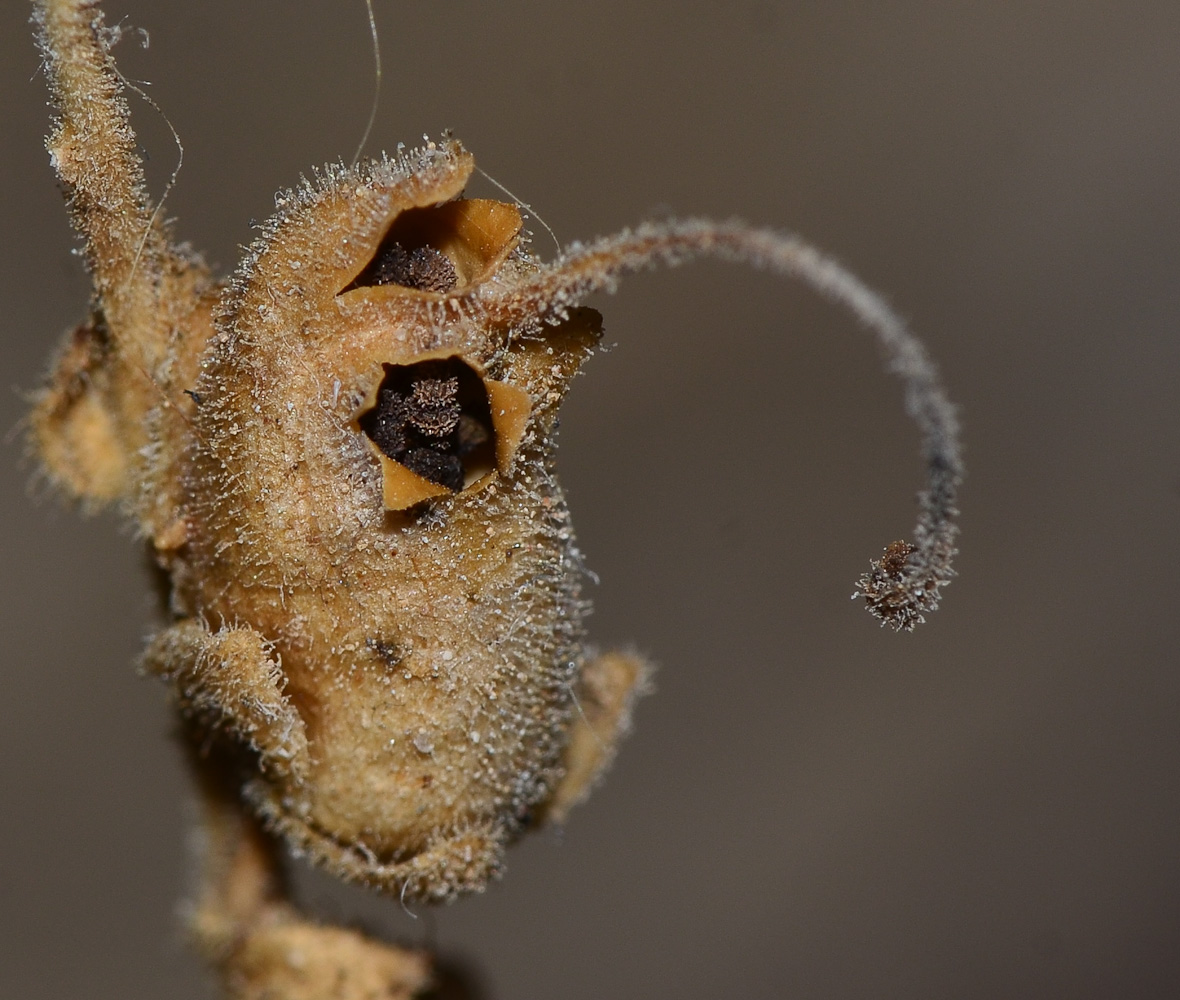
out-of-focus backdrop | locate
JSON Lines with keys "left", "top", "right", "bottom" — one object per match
{"left": 3, "top": 3, "right": 1178, "bottom": 998}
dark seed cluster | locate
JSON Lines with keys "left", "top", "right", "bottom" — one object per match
{"left": 359, "top": 358, "right": 492, "bottom": 490}
{"left": 359, "top": 241, "right": 458, "bottom": 293}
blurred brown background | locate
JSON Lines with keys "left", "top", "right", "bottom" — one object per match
{"left": 3, "top": 2, "right": 1178, "bottom": 998}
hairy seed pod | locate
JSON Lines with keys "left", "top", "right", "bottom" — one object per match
{"left": 30, "top": 0, "right": 962, "bottom": 925}
{"left": 163, "top": 143, "right": 626, "bottom": 899}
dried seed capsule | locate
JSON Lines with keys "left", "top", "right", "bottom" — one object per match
{"left": 32, "top": 0, "right": 961, "bottom": 914}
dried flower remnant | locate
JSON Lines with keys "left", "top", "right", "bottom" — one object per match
{"left": 29, "top": 0, "right": 962, "bottom": 996}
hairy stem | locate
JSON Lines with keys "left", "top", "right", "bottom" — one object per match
{"left": 34, "top": 0, "right": 177, "bottom": 359}
{"left": 477, "top": 219, "right": 963, "bottom": 630}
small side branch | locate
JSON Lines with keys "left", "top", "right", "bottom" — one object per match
{"left": 34, "top": 0, "right": 177, "bottom": 362}
{"left": 476, "top": 220, "right": 963, "bottom": 630}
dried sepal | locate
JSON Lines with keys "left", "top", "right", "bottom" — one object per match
{"left": 29, "top": 316, "right": 127, "bottom": 504}
{"left": 544, "top": 649, "right": 655, "bottom": 825}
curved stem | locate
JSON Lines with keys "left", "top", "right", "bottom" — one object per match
{"left": 476, "top": 219, "right": 963, "bottom": 630}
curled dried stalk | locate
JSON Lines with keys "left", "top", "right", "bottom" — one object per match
{"left": 29, "top": 0, "right": 963, "bottom": 997}
{"left": 470, "top": 221, "right": 963, "bottom": 630}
